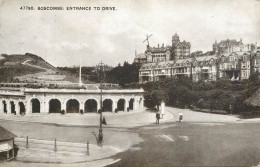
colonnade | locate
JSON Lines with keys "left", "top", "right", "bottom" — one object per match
{"left": 0, "top": 97, "right": 144, "bottom": 115}
{"left": 0, "top": 99, "right": 26, "bottom": 115}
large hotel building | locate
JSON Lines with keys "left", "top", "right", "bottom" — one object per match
{"left": 136, "top": 33, "right": 260, "bottom": 83}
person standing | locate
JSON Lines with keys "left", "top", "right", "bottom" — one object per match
{"left": 179, "top": 111, "right": 183, "bottom": 122}
{"left": 156, "top": 112, "right": 160, "bottom": 124}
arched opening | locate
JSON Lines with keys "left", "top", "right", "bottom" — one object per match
{"left": 19, "top": 102, "right": 25, "bottom": 115}
{"left": 2, "top": 101, "right": 7, "bottom": 114}
{"left": 117, "top": 99, "right": 125, "bottom": 112}
{"left": 49, "top": 99, "right": 61, "bottom": 113}
{"left": 66, "top": 99, "right": 79, "bottom": 113}
{"left": 84, "top": 99, "right": 97, "bottom": 113}
{"left": 103, "top": 99, "right": 112, "bottom": 112}
{"left": 31, "top": 98, "right": 40, "bottom": 113}
{"left": 129, "top": 98, "right": 135, "bottom": 110}
{"left": 10, "top": 101, "right": 15, "bottom": 114}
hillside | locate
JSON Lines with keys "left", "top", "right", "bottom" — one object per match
{"left": 0, "top": 53, "right": 79, "bottom": 83}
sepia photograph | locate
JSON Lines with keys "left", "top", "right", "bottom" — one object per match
{"left": 0, "top": 0, "right": 260, "bottom": 166}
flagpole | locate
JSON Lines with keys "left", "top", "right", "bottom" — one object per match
{"left": 79, "top": 46, "right": 82, "bottom": 86}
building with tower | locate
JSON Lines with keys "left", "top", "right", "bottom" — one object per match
{"left": 138, "top": 36, "right": 259, "bottom": 83}
{"left": 134, "top": 33, "right": 191, "bottom": 64}
{"left": 171, "top": 33, "right": 191, "bottom": 60}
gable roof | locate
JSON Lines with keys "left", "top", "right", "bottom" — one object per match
{"left": 0, "top": 126, "right": 16, "bottom": 141}
{"left": 174, "top": 41, "right": 191, "bottom": 48}
{"left": 213, "top": 39, "right": 242, "bottom": 47}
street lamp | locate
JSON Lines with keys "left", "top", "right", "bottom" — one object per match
{"left": 96, "top": 61, "right": 105, "bottom": 146}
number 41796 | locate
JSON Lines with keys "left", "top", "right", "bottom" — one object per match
{"left": 20, "top": 6, "right": 34, "bottom": 10}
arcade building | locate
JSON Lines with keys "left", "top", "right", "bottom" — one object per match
{"left": 0, "top": 84, "right": 144, "bottom": 116}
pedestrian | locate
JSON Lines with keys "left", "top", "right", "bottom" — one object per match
{"left": 179, "top": 111, "right": 183, "bottom": 122}
{"left": 102, "top": 116, "right": 107, "bottom": 125}
{"left": 156, "top": 112, "right": 160, "bottom": 124}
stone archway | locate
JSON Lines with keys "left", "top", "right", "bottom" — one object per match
{"left": 19, "top": 102, "right": 25, "bottom": 115}
{"left": 129, "top": 98, "right": 135, "bottom": 110}
{"left": 2, "top": 100, "right": 7, "bottom": 114}
{"left": 31, "top": 98, "right": 40, "bottom": 113}
{"left": 66, "top": 99, "right": 79, "bottom": 113}
{"left": 49, "top": 99, "right": 61, "bottom": 113}
{"left": 103, "top": 99, "right": 113, "bottom": 112}
{"left": 117, "top": 99, "right": 125, "bottom": 112}
{"left": 10, "top": 101, "right": 15, "bottom": 114}
{"left": 84, "top": 99, "right": 97, "bottom": 113}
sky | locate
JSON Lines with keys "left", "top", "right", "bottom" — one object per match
{"left": 0, "top": 0, "right": 259, "bottom": 67}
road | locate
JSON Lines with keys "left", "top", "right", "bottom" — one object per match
{"left": 1, "top": 116, "right": 260, "bottom": 166}
{"left": 108, "top": 122, "right": 260, "bottom": 167}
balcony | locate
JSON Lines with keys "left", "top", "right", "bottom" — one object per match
{"left": 157, "top": 73, "right": 170, "bottom": 76}
{"left": 223, "top": 66, "right": 239, "bottom": 72}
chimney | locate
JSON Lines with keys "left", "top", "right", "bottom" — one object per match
{"left": 158, "top": 44, "right": 159, "bottom": 48}
{"left": 162, "top": 43, "right": 164, "bottom": 47}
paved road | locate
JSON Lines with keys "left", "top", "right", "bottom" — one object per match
{"left": 1, "top": 110, "right": 260, "bottom": 166}
{"left": 108, "top": 122, "right": 260, "bottom": 167}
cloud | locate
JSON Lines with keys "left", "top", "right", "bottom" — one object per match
{"left": 0, "top": 0, "right": 259, "bottom": 67}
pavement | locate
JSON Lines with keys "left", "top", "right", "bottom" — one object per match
{"left": 0, "top": 118, "right": 144, "bottom": 167}
{"left": 1, "top": 106, "right": 260, "bottom": 128}
{"left": 165, "top": 106, "right": 240, "bottom": 123}
{"left": 15, "top": 137, "right": 121, "bottom": 164}
{"left": 0, "top": 108, "right": 173, "bottom": 127}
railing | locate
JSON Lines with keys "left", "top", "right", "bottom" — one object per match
{"left": 24, "top": 88, "right": 144, "bottom": 93}
{"left": 0, "top": 82, "right": 119, "bottom": 89}
{"left": 15, "top": 137, "right": 90, "bottom": 156}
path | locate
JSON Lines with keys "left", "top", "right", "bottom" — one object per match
{"left": 16, "top": 59, "right": 66, "bottom": 82}
{"left": 166, "top": 106, "right": 239, "bottom": 122}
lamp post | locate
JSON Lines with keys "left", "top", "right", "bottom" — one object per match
{"left": 96, "top": 61, "right": 105, "bottom": 145}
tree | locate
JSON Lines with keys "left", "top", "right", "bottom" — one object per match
{"left": 144, "top": 89, "right": 168, "bottom": 109}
